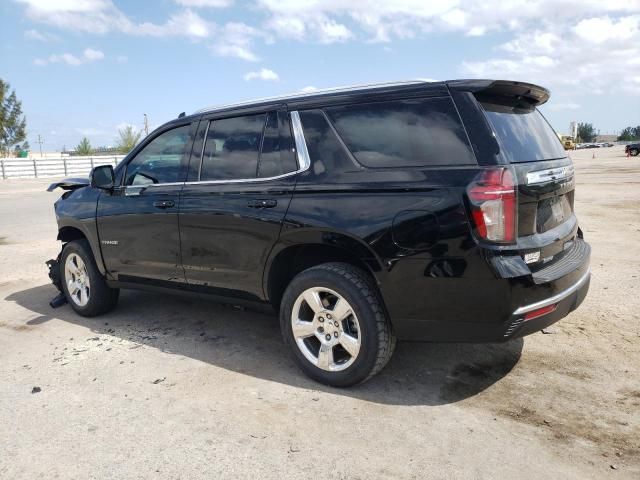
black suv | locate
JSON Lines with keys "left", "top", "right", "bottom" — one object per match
{"left": 48, "top": 79, "right": 591, "bottom": 386}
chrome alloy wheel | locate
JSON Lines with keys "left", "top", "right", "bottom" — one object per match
{"left": 291, "top": 287, "right": 361, "bottom": 372}
{"left": 65, "top": 253, "right": 91, "bottom": 307}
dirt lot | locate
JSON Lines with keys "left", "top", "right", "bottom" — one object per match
{"left": 1, "top": 146, "right": 638, "bottom": 479}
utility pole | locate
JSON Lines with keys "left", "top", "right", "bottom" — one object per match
{"left": 143, "top": 114, "right": 149, "bottom": 137}
{"left": 36, "top": 134, "right": 44, "bottom": 158}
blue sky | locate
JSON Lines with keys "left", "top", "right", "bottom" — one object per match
{"left": 1, "top": 0, "right": 639, "bottom": 151}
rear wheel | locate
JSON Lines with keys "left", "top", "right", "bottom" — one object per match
{"left": 630, "top": 148, "right": 639, "bottom": 156}
{"left": 280, "top": 262, "right": 395, "bottom": 387}
{"left": 61, "top": 239, "right": 119, "bottom": 317}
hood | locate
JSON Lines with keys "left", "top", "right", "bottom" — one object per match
{"left": 47, "top": 177, "right": 90, "bottom": 192}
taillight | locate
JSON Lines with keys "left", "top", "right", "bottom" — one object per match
{"left": 467, "top": 168, "right": 517, "bottom": 243}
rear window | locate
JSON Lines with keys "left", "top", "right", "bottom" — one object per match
{"left": 200, "top": 114, "right": 266, "bottom": 181}
{"left": 480, "top": 100, "right": 566, "bottom": 163}
{"left": 325, "top": 97, "right": 476, "bottom": 168}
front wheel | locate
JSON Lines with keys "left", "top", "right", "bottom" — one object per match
{"left": 61, "top": 239, "right": 119, "bottom": 317}
{"left": 630, "top": 148, "right": 639, "bottom": 156}
{"left": 280, "top": 262, "right": 395, "bottom": 387}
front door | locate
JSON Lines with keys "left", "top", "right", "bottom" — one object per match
{"left": 97, "top": 122, "right": 196, "bottom": 283}
{"left": 179, "top": 110, "right": 299, "bottom": 300}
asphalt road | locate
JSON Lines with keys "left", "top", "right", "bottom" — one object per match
{"left": 1, "top": 146, "right": 638, "bottom": 479}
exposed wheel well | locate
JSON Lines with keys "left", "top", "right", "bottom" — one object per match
{"left": 57, "top": 226, "right": 87, "bottom": 243}
{"left": 267, "top": 244, "right": 379, "bottom": 310}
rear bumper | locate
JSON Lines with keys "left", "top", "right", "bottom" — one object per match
{"left": 390, "top": 239, "right": 591, "bottom": 342}
{"left": 503, "top": 268, "right": 590, "bottom": 339}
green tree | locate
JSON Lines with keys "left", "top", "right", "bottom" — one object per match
{"left": 76, "top": 137, "right": 93, "bottom": 156}
{"left": 617, "top": 126, "right": 640, "bottom": 141}
{"left": 116, "top": 125, "right": 142, "bottom": 154}
{"left": 0, "top": 79, "right": 27, "bottom": 156}
{"left": 577, "top": 122, "right": 596, "bottom": 143}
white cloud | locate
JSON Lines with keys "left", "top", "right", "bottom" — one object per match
{"left": 15, "top": 0, "right": 640, "bottom": 95}
{"left": 137, "top": 10, "right": 211, "bottom": 38}
{"left": 244, "top": 68, "right": 279, "bottom": 81}
{"left": 463, "top": 13, "right": 640, "bottom": 95}
{"left": 258, "top": 0, "right": 640, "bottom": 44}
{"left": 24, "top": 29, "right": 57, "bottom": 41}
{"left": 17, "top": 0, "right": 214, "bottom": 39}
{"left": 316, "top": 19, "right": 353, "bottom": 43}
{"left": 174, "top": 0, "right": 234, "bottom": 7}
{"left": 573, "top": 15, "right": 639, "bottom": 44}
{"left": 34, "top": 48, "right": 105, "bottom": 67}
{"left": 83, "top": 48, "right": 104, "bottom": 61}
{"left": 116, "top": 55, "right": 128, "bottom": 63}
{"left": 17, "top": 0, "right": 134, "bottom": 34}
{"left": 466, "top": 26, "right": 486, "bottom": 36}
{"left": 546, "top": 102, "right": 581, "bottom": 111}
{"left": 300, "top": 86, "right": 318, "bottom": 93}
{"left": 210, "top": 22, "right": 263, "bottom": 61}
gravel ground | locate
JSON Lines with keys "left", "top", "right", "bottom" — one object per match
{"left": 1, "top": 146, "right": 638, "bottom": 479}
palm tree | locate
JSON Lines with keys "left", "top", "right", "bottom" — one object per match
{"left": 117, "top": 125, "right": 142, "bottom": 154}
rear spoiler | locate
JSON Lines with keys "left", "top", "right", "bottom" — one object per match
{"left": 446, "top": 79, "right": 550, "bottom": 106}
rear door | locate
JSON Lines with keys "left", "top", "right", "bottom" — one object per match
{"left": 97, "top": 121, "right": 196, "bottom": 283}
{"left": 178, "top": 109, "right": 298, "bottom": 300}
{"left": 478, "top": 97, "right": 577, "bottom": 259}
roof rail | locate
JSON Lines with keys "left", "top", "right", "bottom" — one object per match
{"left": 194, "top": 79, "right": 435, "bottom": 115}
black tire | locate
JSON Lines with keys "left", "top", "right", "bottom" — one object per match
{"left": 280, "top": 262, "right": 396, "bottom": 387}
{"left": 631, "top": 149, "right": 639, "bottom": 156}
{"left": 60, "top": 239, "right": 119, "bottom": 317}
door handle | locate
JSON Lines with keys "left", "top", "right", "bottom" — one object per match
{"left": 247, "top": 199, "right": 277, "bottom": 209}
{"left": 153, "top": 200, "right": 175, "bottom": 209}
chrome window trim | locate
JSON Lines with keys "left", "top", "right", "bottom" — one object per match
{"left": 512, "top": 268, "right": 590, "bottom": 316}
{"left": 125, "top": 169, "right": 303, "bottom": 190}
{"left": 197, "top": 120, "right": 211, "bottom": 181}
{"left": 290, "top": 111, "right": 311, "bottom": 171}
{"left": 526, "top": 164, "right": 574, "bottom": 185}
{"left": 123, "top": 111, "right": 312, "bottom": 189}
{"left": 135, "top": 112, "right": 312, "bottom": 188}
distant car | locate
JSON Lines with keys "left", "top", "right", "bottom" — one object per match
{"left": 559, "top": 135, "right": 576, "bottom": 150}
{"left": 626, "top": 143, "right": 639, "bottom": 156}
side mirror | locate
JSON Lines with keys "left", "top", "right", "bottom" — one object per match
{"left": 90, "top": 164, "right": 115, "bottom": 190}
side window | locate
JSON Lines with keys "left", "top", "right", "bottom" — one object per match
{"left": 200, "top": 114, "right": 266, "bottom": 181}
{"left": 257, "top": 112, "right": 297, "bottom": 178}
{"left": 124, "top": 125, "right": 191, "bottom": 186}
{"left": 298, "top": 110, "right": 352, "bottom": 175}
{"left": 326, "top": 97, "right": 476, "bottom": 168}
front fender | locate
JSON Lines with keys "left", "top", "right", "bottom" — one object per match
{"left": 54, "top": 186, "right": 108, "bottom": 276}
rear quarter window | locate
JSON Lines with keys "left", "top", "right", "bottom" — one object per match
{"left": 325, "top": 97, "right": 476, "bottom": 168}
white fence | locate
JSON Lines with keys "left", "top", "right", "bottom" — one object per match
{"left": 0, "top": 155, "right": 125, "bottom": 179}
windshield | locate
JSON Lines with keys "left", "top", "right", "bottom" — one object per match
{"left": 481, "top": 100, "right": 566, "bottom": 163}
